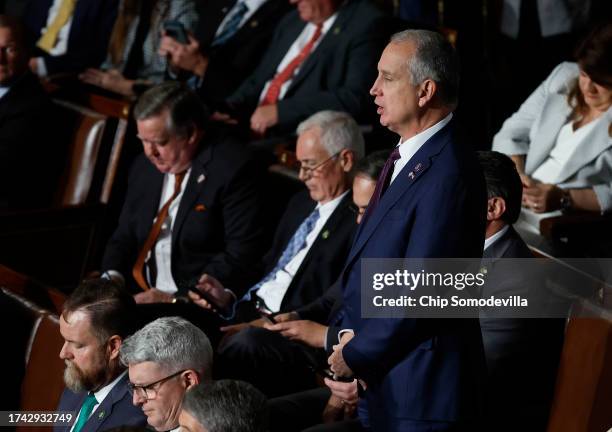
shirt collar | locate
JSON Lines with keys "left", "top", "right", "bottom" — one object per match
{"left": 93, "top": 370, "right": 127, "bottom": 406}
{"left": 484, "top": 224, "right": 510, "bottom": 252}
{"left": 316, "top": 189, "right": 349, "bottom": 219}
{"left": 242, "top": 0, "right": 267, "bottom": 14}
{"left": 396, "top": 113, "right": 453, "bottom": 161}
{"left": 0, "top": 86, "right": 10, "bottom": 99}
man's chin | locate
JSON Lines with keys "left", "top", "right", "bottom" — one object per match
{"left": 63, "top": 367, "right": 87, "bottom": 393}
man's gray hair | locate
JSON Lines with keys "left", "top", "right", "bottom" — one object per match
{"left": 133, "top": 82, "right": 208, "bottom": 138}
{"left": 297, "top": 111, "right": 365, "bottom": 159}
{"left": 390, "top": 29, "right": 459, "bottom": 107}
{"left": 120, "top": 316, "right": 213, "bottom": 380}
{"left": 182, "top": 380, "right": 267, "bottom": 432}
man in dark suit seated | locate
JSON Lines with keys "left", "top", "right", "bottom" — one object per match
{"left": 477, "top": 150, "right": 565, "bottom": 431}
{"left": 328, "top": 29, "right": 487, "bottom": 431}
{"left": 0, "top": 15, "right": 55, "bottom": 209}
{"left": 55, "top": 279, "right": 146, "bottom": 432}
{"left": 187, "top": 110, "right": 362, "bottom": 395}
{"left": 22, "top": 0, "right": 118, "bottom": 77}
{"left": 101, "top": 82, "right": 266, "bottom": 307}
{"left": 159, "top": 0, "right": 291, "bottom": 104}
{"left": 120, "top": 316, "right": 213, "bottom": 432}
{"left": 212, "top": 0, "right": 389, "bottom": 137}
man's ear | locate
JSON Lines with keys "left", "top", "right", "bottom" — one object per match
{"left": 487, "top": 197, "right": 506, "bottom": 222}
{"left": 339, "top": 149, "right": 355, "bottom": 172}
{"left": 107, "top": 335, "right": 122, "bottom": 361}
{"left": 417, "top": 79, "right": 436, "bottom": 107}
{"left": 183, "top": 369, "right": 201, "bottom": 390}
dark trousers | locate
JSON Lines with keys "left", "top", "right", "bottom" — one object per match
{"left": 216, "top": 326, "right": 327, "bottom": 397}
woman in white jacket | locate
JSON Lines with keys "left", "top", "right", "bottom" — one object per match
{"left": 493, "top": 22, "right": 612, "bottom": 219}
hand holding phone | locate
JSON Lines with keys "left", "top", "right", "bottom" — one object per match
{"left": 164, "top": 20, "right": 188, "bottom": 44}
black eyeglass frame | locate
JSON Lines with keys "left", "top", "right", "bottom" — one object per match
{"left": 127, "top": 369, "right": 187, "bottom": 400}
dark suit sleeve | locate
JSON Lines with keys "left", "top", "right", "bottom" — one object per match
{"left": 296, "top": 280, "right": 341, "bottom": 322}
{"left": 44, "top": 0, "right": 118, "bottom": 74}
{"left": 275, "top": 15, "right": 386, "bottom": 129}
{"left": 100, "top": 158, "right": 148, "bottom": 279}
{"left": 343, "top": 175, "right": 485, "bottom": 382}
{"left": 198, "top": 157, "right": 267, "bottom": 292}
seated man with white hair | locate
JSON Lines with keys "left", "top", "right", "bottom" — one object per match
{"left": 119, "top": 316, "right": 213, "bottom": 432}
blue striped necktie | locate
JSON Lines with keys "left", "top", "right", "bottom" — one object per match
{"left": 212, "top": 2, "right": 249, "bottom": 47}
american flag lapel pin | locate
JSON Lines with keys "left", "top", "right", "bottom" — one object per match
{"left": 414, "top": 163, "right": 423, "bottom": 172}
{"left": 408, "top": 171, "right": 415, "bottom": 180}
{"left": 197, "top": 174, "right": 206, "bottom": 183}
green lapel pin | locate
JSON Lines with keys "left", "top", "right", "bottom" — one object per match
{"left": 321, "top": 230, "right": 330, "bottom": 239}
{"left": 98, "top": 410, "right": 105, "bottom": 420}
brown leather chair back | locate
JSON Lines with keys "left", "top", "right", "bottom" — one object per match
{"left": 20, "top": 314, "right": 66, "bottom": 417}
{"left": 547, "top": 301, "right": 612, "bottom": 432}
{"left": 53, "top": 100, "right": 108, "bottom": 206}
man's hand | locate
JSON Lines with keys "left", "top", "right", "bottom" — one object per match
{"left": 325, "top": 378, "right": 358, "bottom": 407}
{"left": 321, "top": 379, "right": 358, "bottom": 422}
{"left": 79, "top": 69, "right": 134, "bottom": 96}
{"left": 250, "top": 104, "right": 278, "bottom": 135}
{"left": 211, "top": 111, "right": 239, "bottom": 125}
{"left": 328, "top": 332, "right": 354, "bottom": 378}
{"left": 188, "top": 273, "right": 234, "bottom": 311}
{"left": 29, "top": 58, "right": 39, "bottom": 75}
{"left": 264, "top": 320, "right": 327, "bottom": 348}
{"left": 522, "top": 181, "right": 564, "bottom": 213}
{"left": 159, "top": 32, "right": 208, "bottom": 77}
{"left": 273, "top": 311, "right": 299, "bottom": 323}
{"left": 218, "top": 318, "right": 266, "bottom": 348}
{"left": 134, "top": 288, "right": 174, "bottom": 304}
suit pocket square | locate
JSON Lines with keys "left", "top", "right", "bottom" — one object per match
{"left": 195, "top": 204, "right": 207, "bottom": 212}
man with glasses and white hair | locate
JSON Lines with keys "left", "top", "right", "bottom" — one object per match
{"left": 120, "top": 316, "right": 213, "bottom": 432}
{"left": 189, "top": 110, "right": 363, "bottom": 395}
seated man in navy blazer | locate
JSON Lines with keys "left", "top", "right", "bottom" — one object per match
{"left": 101, "top": 82, "right": 266, "bottom": 306}
{"left": 55, "top": 279, "right": 146, "bottom": 432}
{"left": 477, "top": 150, "right": 565, "bottom": 431}
{"left": 188, "top": 110, "right": 362, "bottom": 395}
{"left": 328, "top": 30, "right": 487, "bottom": 431}
{"left": 23, "top": 0, "right": 118, "bottom": 76}
{"left": 215, "top": 0, "right": 389, "bottom": 136}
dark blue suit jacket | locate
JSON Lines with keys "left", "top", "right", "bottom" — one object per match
{"left": 54, "top": 373, "right": 147, "bottom": 432}
{"left": 338, "top": 121, "right": 488, "bottom": 430}
{"left": 24, "top": 0, "right": 118, "bottom": 74}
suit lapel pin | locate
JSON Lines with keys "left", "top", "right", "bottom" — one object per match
{"left": 414, "top": 163, "right": 423, "bottom": 172}
{"left": 408, "top": 171, "right": 415, "bottom": 180}
{"left": 333, "top": 26, "right": 340, "bottom": 35}
{"left": 479, "top": 266, "right": 488, "bottom": 275}
{"left": 321, "top": 230, "right": 330, "bottom": 239}
{"left": 195, "top": 204, "right": 206, "bottom": 212}
{"left": 197, "top": 174, "right": 206, "bottom": 183}
{"left": 250, "top": 20, "right": 258, "bottom": 27}
{"left": 97, "top": 410, "right": 105, "bottom": 420}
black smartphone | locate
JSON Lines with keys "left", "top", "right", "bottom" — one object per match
{"left": 258, "top": 309, "right": 277, "bottom": 324}
{"left": 164, "top": 20, "right": 188, "bottom": 44}
{"left": 310, "top": 366, "right": 354, "bottom": 383}
{"left": 187, "top": 285, "right": 224, "bottom": 310}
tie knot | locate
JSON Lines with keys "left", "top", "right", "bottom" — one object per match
{"left": 85, "top": 392, "right": 98, "bottom": 405}
{"left": 389, "top": 147, "right": 401, "bottom": 163}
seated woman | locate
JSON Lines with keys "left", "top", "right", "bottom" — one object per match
{"left": 492, "top": 22, "right": 612, "bottom": 231}
{"left": 79, "top": 0, "right": 199, "bottom": 97}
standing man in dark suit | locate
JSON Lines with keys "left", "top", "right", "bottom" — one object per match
{"left": 477, "top": 150, "right": 565, "bottom": 431}
{"left": 24, "top": 0, "right": 118, "bottom": 76}
{"left": 160, "top": 0, "right": 291, "bottom": 104}
{"left": 101, "top": 82, "right": 266, "bottom": 305}
{"left": 0, "top": 15, "right": 55, "bottom": 209}
{"left": 214, "top": 0, "right": 388, "bottom": 137}
{"left": 55, "top": 279, "right": 146, "bottom": 432}
{"left": 328, "top": 30, "right": 487, "bottom": 431}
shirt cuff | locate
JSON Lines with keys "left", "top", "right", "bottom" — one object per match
{"left": 36, "top": 57, "right": 48, "bottom": 77}
{"left": 101, "top": 270, "right": 125, "bottom": 287}
{"left": 337, "top": 329, "right": 354, "bottom": 344}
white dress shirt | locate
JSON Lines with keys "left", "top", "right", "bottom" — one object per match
{"left": 151, "top": 169, "right": 192, "bottom": 294}
{"left": 484, "top": 224, "right": 510, "bottom": 252}
{"left": 214, "top": 0, "right": 268, "bottom": 38}
{"left": 35, "top": 0, "right": 75, "bottom": 77}
{"left": 69, "top": 371, "right": 127, "bottom": 432}
{"left": 390, "top": 113, "right": 453, "bottom": 183}
{"left": 258, "top": 13, "right": 337, "bottom": 103}
{"left": 257, "top": 191, "right": 348, "bottom": 312}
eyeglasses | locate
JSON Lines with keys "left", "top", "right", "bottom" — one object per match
{"left": 127, "top": 369, "right": 186, "bottom": 400}
{"left": 295, "top": 151, "right": 341, "bottom": 178}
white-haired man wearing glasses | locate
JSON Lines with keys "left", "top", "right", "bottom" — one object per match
{"left": 120, "top": 316, "right": 213, "bottom": 432}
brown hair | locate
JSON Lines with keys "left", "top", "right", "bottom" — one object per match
{"left": 567, "top": 22, "right": 612, "bottom": 135}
